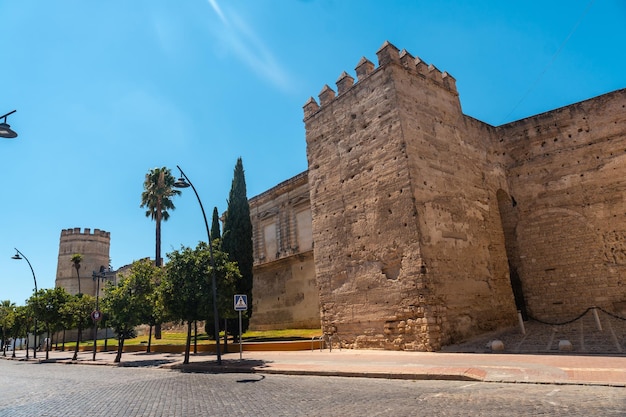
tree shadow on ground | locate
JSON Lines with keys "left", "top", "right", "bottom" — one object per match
{"left": 117, "top": 358, "right": 177, "bottom": 367}
{"left": 171, "top": 358, "right": 269, "bottom": 374}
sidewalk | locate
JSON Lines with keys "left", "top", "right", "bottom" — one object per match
{"left": 4, "top": 348, "right": 626, "bottom": 387}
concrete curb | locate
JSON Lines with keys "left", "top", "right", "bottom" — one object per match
{"left": 3, "top": 350, "right": 626, "bottom": 388}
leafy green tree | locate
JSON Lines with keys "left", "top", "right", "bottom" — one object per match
{"left": 210, "top": 206, "right": 221, "bottom": 241}
{"left": 222, "top": 157, "right": 254, "bottom": 333}
{"left": 101, "top": 260, "right": 154, "bottom": 363}
{"left": 145, "top": 283, "right": 166, "bottom": 353}
{"left": 112, "top": 259, "right": 162, "bottom": 354}
{"left": 58, "top": 299, "right": 75, "bottom": 352}
{"left": 9, "top": 306, "right": 31, "bottom": 358}
{"left": 62, "top": 294, "right": 95, "bottom": 361}
{"left": 0, "top": 300, "right": 16, "bottom": 357}
{"left": 162, "top": 242, "right": 239, "bottom": 364}
{"left": 100, "top": 312, "right": 111, "bottom": 352}
{"left": 70, "top": 253, "right": 83, "bottom": 295}
{"left": 208, "top": 243, "right": 242, "bottom": 349}
{"left": 140, "top": 167, "right": 181, "bottom": 268}
{"left": 29, "top": 287, "right": 71, "bottom": 360}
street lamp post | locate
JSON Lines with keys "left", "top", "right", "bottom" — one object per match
{"left": 91, "top": 266, "right": 108, "bottom": 361}
{"left": 0, "top": 110, "right": 18, "bottom": 138}
{"left": 11, "top": 248, "right": 38, "bottom": 359}
{"left": 173, "top": 165, "right": 221, "bottom": 365}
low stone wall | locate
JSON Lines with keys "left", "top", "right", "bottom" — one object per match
{"left": 62, "top": 339, "right": 324, "bottom": 353}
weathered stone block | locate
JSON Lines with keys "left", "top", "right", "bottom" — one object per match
{"left": 558, "top": 340, "right": 573, "bottom": 351}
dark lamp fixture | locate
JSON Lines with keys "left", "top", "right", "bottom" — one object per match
{"left": 12, "top": 247, "right": 38, "bottom": 359}
{"left": 0, "top": 110, "right": 18, "bottom": 138}
{"left": 173, "top": 177, "right": 191, "bottom": 188}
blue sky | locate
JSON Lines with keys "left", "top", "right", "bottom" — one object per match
{"left": 1, "top": 0, "right": 624, "bottom": 304}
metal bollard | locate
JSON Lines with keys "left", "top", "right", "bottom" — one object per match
{"left": 592, "top": 307, "right": 603, "bottom": 331}
{"left": 517, "top": 310, "right": 526, "bottom": 335}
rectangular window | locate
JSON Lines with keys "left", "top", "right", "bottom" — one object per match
{"left": 296, "top": 208, "right": 313, "bottom": 251}
{"left": 263, "top": 222, "right": 277, "bottom": 260}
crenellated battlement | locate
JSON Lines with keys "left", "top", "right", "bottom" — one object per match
{"left": 303, "top": 41, "right": 458, "bottom": 120}
{"left": 355, "top": 57, "right": 374, "bottom": 81}
{"left": 336, "top": 71, "right": 354, "bottom": 95}
{"left": 61, "top": 227, "right": 110, "bottom": 238}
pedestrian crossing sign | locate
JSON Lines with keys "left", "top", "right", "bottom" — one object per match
{"left": 234, "top": 294, "right": 248, "bottom": 311}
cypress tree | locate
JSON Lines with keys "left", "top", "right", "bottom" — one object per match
{"left": 210, "top": 206, "right": 221, "bottom": 241}
{"left": 222, "top": 158, "right": 254, "bottom": 331}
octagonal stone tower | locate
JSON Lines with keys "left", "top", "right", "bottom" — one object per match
{"left": 55, "top": 228, "right": 111, "bottom": 297}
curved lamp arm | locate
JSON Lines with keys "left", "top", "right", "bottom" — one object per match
{"left": 174, "top": 165, "right": 222, "bottom": 365}
{"left": 12, "top": 248, "right": 37, "bottom": 292}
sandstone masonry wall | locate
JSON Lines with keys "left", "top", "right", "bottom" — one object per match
{"left": 249, "top": 172, "right": 320, "bottom": 330}
{"left": 392, "top": 45, "right": 518, "bottom": 345}
{"left": 499, "top": 90, "right": 626, "bottom": 321}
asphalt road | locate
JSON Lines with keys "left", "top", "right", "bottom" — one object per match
{"left": 0, "top": 360, "right": 624, "bottom": 416}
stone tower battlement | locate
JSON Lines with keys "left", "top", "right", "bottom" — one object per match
{"left": 60, "top": 227, "right": 110, "bottom": 238}
{"left": 56, "top": 227, "right": 111, "bottom": 296}
{"left": 304, "top": 41, "right": 458, "bottom": 120}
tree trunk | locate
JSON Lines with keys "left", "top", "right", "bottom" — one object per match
{"left": 184, "top": 321, "right": 192, "bottom": 364}
{"left": 223, "top": 318, "right": 228, "bottom": 352}
{"left": 147, "top": 325, "right": 152, "bottom": 353}
{"left": 194, "top": 321, "right": 197, "bottom": 354}
{"left": 45, "top": 325, "right": 50, "bottom": 360}
{"left": 115, "top": 336, "right": 124, "bottom": 363}
{"left": 154, "top": 206, "right": 163, "bottom": 341}
{"left": 61, "top": 329, "right": 66, "bottom": 351}
{"left": 33, "top": 324, "right": 37, "bottom": 359}
{"left": 72, "top": 326, "right": 82, "bottom": 361}
{"left": 155, "top": 202, "right": 162, "bottom": 268}
{"left": 104, "top": 328, "right": 109, "bottom": 352}
{"left": 12, "top": 338, "right": 16, "bottom": 358}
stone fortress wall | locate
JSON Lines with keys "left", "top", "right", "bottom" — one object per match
{"left": 254, "top": 40, "right": 625, "bottom": 350}
{"left": 248, "top": 172, "right": 320, "bottom": 330}
{"left": 498, "top": 90, "right": 626, "bottom": 321}
{"left": 54, "top": 43, "right": 626, "bottom": 351}
{"left": 55, "top": 228, "right": 111, "bottom": 297}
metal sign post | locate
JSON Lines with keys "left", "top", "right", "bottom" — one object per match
{"left": 234, "top": 295, "right": 248, "bottom": 360}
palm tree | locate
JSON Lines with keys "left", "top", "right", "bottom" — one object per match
{"left": 140, "top": 167, "right": 181, "bottom": 267}
{"left": 70, "top": 254, "right": 83, "bottom": 295}
{"left": 141, "top": 167, "right": 180, "bottom": 340}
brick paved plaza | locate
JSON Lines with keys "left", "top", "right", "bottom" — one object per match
{"left": 1, "top": 359, "right": 624, "bottom": 416}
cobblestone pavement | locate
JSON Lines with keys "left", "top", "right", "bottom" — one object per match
{"left": 1, "top": 360, "right": 624, "bottom": 416}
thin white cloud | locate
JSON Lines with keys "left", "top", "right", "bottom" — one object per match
{"left": 205, "top": 0, "right": 293, "bottom": 92}
{"left": 207, "top": 0, "right": 227, "bottom": 25}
